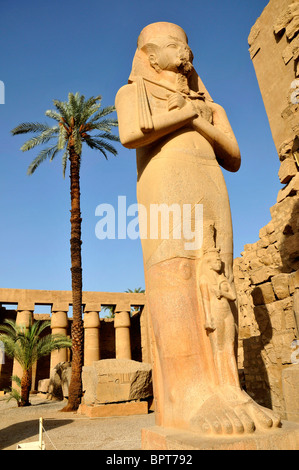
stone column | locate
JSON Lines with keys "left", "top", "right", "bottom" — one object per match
{"left": 114, "top": 302, "right": 131, "bottom": 360}
{"left": 12, "top": 303, "right": 34, "bottom": 390}
{"left": 84, "top": 305, "right": 101, "bottom": 366}
{"left": 50, "top": 303, "right": 69, "bottom": 370}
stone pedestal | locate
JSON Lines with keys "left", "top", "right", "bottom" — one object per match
{"left": 141, "top": 422, "right": 299, "bottom": 450}
{"left": 78, "top": 400, "right": 148, "bottom": 418}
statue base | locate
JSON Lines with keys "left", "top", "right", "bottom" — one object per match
{"left": 141, "top": 422, "right": 299, "bottom": 450}
{"left": 78, "top": 400, "right": 148, "bottom": 418}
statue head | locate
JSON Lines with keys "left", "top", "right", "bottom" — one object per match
{"left": 203, "top": 248, "right": 222, "bottom": 273}
{"left": 137, "top": 23, "right": 193, "bottom": 76}
{"left": 128, "top": 22, "right": 213, "bottom": 101}
{"left": 141, "top": 36, "right": 194, "bottom": 76}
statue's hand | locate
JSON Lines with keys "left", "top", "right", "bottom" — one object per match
{"left": 167, "top": 93, "right": 186, "bottom": 111}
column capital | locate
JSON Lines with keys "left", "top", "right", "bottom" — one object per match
{"left": 84, "top": 311, "right": 100, "bottom": 329}
{"left": 51, "top": 310, "right": 69, "bottom": 329}
{"left": 16, "top": 309, "right": 34, "bottom": 326}
{"left": 114, "top": 310, "right": 131, "bottom": 329}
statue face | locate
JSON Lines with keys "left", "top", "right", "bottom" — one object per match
{"left": 146, "top": 37, "right": 194, "bottom": 75}
{"left": 207, "top": 252, "right": 222, "bottom": 272}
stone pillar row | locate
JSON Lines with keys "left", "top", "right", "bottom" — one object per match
{"left": 11, "top": 301, "right": 134, "bottom": 389}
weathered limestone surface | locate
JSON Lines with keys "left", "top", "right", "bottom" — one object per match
{"left": 282, "top": 364, "right": 299, "bottom": 422}
{"left": 78, "top": 400, "right": 148, "bottom": 418}
{"left": 47, "top": 362, "right": 72, "bottom": 400}
{"left": 37, "top": 378, "right": 50, "bottom": 394}
{"left": 142, "top": 421, "right": 299, "bottom": 450}
{"left": 234, "top": 0, "right": 299, "bottom": 421}
{"left": 82, "top": 359, "right": 153, "bottom": 405}
{"left": 248, "top": 0, "right": 299, "bottom": 148}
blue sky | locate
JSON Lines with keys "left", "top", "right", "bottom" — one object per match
{"left": 0, "top": 0, "right": 280, "bottom": 298}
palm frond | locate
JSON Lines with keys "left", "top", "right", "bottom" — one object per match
{"left": 0, "top": 320, "right": 72, "bottom": 372}
{"left": 88, "top": 105, "right": 117, "bottom": 123}
{"left": 62, "top": 150, "right": 69, "bottom": 178}
{"left": 72, "top": 127, "right": 82, "bottom": 156}
{"left": 45, "top": 109, "right": 63, "bottom": 122}
{"left": 53, "top": 99, "right": 71, "bottom": 123}
{"left": 87, "top": 119, "right": 119, "bottom": 134}
{"left": 92, "top": 132, "right": 120, "bottom": 142}
{"left": 57, "top": 125, "right": 68, "bottom": 151}
{"left": 80, "top": 95, "right": 102, "bottom": 124}
{"left": 11, "top": 122, "right": 50, "bottom": 136}
{"left": 27, "top": 145, "right": 60, "bottom": 175}
{"left": 20, "top": 126, "right": 59, "bottom": 152}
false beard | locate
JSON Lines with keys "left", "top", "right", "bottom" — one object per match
{"left": 176, "top": 60, "right": 193, "bottom": 94}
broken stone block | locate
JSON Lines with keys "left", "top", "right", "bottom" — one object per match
{"left": 37, "top": 378, "right": 50, "bottom": 394}
{"left": 278, "top": 158, "right": 298, "bottom": 184}
{"left": 47, "top": 362, "right": 72, "bottom": 400}
{"left": 250, "top": 266, "right": 276, "bottom": 285}
{"left": 271, "top": 274, "right": 290, "bottom": 300}
{"left": 286, "top": 14, "right": 299, "bottom": 40}
{"left": 277, "top": 173, "right": 299, "bottom": 203}
{"left": 82, "top": 359, "right": 153, "bottom": 406}
{"left": 282, "top": 364, "right": 299, "bottom": 422}
{"left": 273, "top": 2, "right": 299, "bottom": 38}
{"left": 252, "top": 283, "right": 276, "bottom": 305}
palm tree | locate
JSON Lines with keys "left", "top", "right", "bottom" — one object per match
{"left": 125, "top": 288, "right": 145, "bottom": 294}
{"left": 125, "top": 288, "right": 145, "bottom": 314}
{"left": 0, "top": 319, "right": 72, "bottom": 407}
{"left": 11, "top": 93, "right": 119, "bottom": 411}
{"left": 102, "top": 305, "right": 115, "bottom": 319}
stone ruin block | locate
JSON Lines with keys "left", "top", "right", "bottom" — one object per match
{"left": 282, "top": 364, "right": 299, "bottom": 422}
{"left": 47, "top": 361, "right": 72, "bottom": 400}
{"left": 37, "top": 378, "right": 50, "bottom": 394}
{"left": 82, "top": 358, "right": 153, "bottom": 406}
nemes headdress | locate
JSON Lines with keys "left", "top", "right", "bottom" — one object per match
{"left": 128, "top": 22, "right": 213, "bottom": 102}
{"left": 137, "top": 22, "right": 188, "bottom": 49}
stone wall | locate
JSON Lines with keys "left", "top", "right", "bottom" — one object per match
{"left": 248, "top": 0, "right": 299, "bottom": 151}
{"left": 234, "top": 0, "right": 299, "bottom": 419}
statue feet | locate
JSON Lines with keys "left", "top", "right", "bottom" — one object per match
{"left": 190, "top": 386, "right": 281, "bottom": 436}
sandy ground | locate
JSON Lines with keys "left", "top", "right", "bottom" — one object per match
{"left": 0, "top": 394, "right": 155, "bottom": 450}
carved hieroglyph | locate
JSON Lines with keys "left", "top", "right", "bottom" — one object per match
{"left": 116, "top": 22, "right": 281, "bottom": 436}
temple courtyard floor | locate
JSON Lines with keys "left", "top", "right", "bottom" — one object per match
{"left": 0, "top": 394, "right": 155, "bottom": 450}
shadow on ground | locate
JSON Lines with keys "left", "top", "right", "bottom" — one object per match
{"left": 0, "top": 418, "right": 73, "bottom": 450}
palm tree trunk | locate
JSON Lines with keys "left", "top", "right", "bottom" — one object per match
{"left": 20, "top": 368, "right": 32, "bottom": 406}
{"left": 61, "top": 143, "right": 84, "bottom": 412}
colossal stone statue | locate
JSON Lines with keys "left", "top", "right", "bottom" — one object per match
{"left": 116, "top": 22, "right": 281, "bottom": 437}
